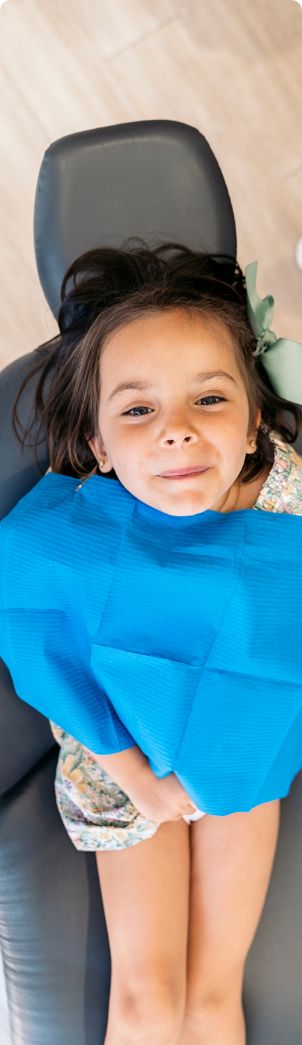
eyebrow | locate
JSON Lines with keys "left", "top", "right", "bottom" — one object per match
{"left": 108, "top": 370, "right": 238, "bottom": 401}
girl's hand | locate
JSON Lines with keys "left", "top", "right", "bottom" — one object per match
{"left": 129, "top": 770, "right": 198, "bottom": 824}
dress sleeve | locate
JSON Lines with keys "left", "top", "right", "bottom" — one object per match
{"left": 0, "top": 605, "right": 136, "bottom": 754}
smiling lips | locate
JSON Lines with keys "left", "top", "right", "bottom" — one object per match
{"left": 158, "top": 467, "right": 209, "bottom": 478}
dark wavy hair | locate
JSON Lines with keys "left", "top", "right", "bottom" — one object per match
{"left": 12, "top": 238, "right": 302, "bottom": 484}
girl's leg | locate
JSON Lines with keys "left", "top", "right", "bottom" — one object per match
{"left": 96, "top": 818, "right": 190, "bottom": 1044}
{"left": 180, "top": 798, "right": 281, "bottom": 1044}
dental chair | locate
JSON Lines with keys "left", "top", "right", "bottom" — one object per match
{"left": 0, "top": 119, "right": 301, "bottom": 1045}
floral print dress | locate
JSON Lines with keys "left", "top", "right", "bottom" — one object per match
{"left": 49, "top": 430, "right": 302, "bottom": 851}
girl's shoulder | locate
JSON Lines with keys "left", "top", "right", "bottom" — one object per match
{"left": 254, "top": 429, "right": 302, "bottom": 515}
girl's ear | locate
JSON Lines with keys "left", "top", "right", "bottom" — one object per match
{"left": 255, "top": 407, "right": 262, "bottom": 430}
{"left": 86, "top": 433, "right": 109, "bottom": 468}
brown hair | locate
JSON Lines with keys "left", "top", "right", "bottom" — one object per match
{"left": 12, "top": 238, "right": 302, "bottom": 483}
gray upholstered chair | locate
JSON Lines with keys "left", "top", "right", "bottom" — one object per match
{"left": 1, "top": 120, "right": 301, "bottom": 1045}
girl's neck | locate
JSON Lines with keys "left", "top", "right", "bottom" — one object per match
{"left": 224, "top": 460, "right": 273, "bottom": 513}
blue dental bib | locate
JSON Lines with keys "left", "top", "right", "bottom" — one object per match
{"left": 1, "top": 471, "right": 302, "bottom": 816}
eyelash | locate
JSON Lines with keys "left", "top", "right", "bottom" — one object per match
{"left": 121, "top": 396, "right": 227, "bottom": 417}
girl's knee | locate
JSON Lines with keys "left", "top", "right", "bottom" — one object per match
{"left": 106, "top": 983, "right": 184, "bottom": 1043}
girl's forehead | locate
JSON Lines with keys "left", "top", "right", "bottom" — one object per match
{"left": 99, "top": 330, "right": 242, "bottom": 405}
{"left": 101, "top": 311, "right": 235, "bottom": 362}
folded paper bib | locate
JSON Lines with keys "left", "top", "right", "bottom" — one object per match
{"left": 1, "top": 471, "right": 302, "bottom": 816}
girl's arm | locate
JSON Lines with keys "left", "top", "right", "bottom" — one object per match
{"left": 82, "top": 742, "right": 155, "bottom": 792}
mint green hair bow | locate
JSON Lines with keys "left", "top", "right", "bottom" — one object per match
{"left": 244, "top": 261, "right": 302, "bottom": 406}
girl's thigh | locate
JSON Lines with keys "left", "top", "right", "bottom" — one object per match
{"left": 96, "top": 818, "right": 190, "bottom": 1009}
{"left": 186, "top": 798, "right": 281, "bottom": 1011}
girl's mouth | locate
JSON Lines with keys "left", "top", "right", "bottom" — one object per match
{"left": 158, "top": 469, "right": 209, "bottom": 480}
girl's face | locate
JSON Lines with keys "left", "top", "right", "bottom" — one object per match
{"left": 87, "top": 308, "right": 262, "bottom": 517}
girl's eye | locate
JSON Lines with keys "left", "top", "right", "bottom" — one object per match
{"left": 121, "top": 396, "right": 226, "bottom": 417}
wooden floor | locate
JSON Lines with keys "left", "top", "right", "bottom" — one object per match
{"left": 0, "top": 0, "right": 301, "bottom": 372}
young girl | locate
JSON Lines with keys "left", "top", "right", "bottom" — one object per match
{"left": 2, "top": 241, "right": 302, "bottom": 1045}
